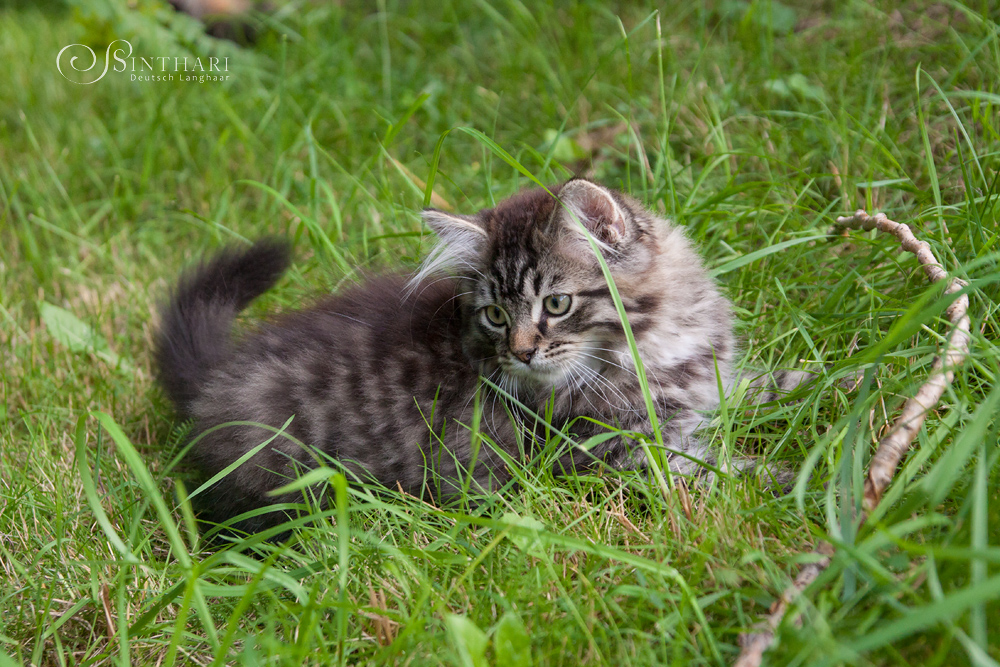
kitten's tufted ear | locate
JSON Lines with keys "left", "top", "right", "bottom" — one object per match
{"left": 422, "top": 209, "right": 487, "bottom": 265}
{"left": 553, "top": 179, "right": 628, "bottom": 246}
{"left": 411, "top": 210, "right": 488, "bottom": 286}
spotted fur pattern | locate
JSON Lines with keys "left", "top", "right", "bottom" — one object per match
{"left": 156, "top": 179, "right": 761, "bottom": 535}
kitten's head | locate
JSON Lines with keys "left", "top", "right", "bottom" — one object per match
{"left": 416, "top": 179, "right": 674, "bottom": 389}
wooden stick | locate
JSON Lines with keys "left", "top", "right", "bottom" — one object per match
{"left": 733, "top": 209, "right": 971, "bottom": 667}
{"left": 834, "top": 210, "right": 972, "bottom": 509}
{"left": 735, "top": 543, "right": 833, "bottom": 667}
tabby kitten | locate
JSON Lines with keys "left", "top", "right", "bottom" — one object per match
{"left": 156, "top": 179, "right": 750, "bottom": 536}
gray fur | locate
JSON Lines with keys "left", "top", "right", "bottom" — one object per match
{"left": 155, "top": 179, "right": 793, "bottom": 536}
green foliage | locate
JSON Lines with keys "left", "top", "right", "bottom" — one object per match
{"left": 2, "top": 1, "right": 1000, "bottom": 665}
{"left": 445, "top": 614, "right": 489, "bottom": 667}
{"left": 39, "top": 302, "right": 131, "bottom": 371}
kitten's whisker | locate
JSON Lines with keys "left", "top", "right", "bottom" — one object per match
{"left": 565, "top": 364, "right": 603, "bottom": 414}
{"left": 579, "top": 346, "right": 626, "bottom": 354}
{"left": 499, "top": 373, "right": 522, "bottom": 447}
{"left": 560, "top": 365, "right": 579, "bottom": 415}
{"left": 462, "top": 367, "right": 501, "bottom": 423}
{"left": 575, "top": 351, "right": 640, "bottom": 385}
{"left": 575, "top": 367, "right": 617, "bottom": 410}
{"left": 575, "top": 365, "right": 621, "bottom": 416}
{"left": 487, "top": 371, "right": 512, "bottom": 447}
{"left": 407, "top": 273, "right": 459, "bottom": 297}
{"left": 488, "top": 376, "right": 501, "bottom": 440}
{"left": 457, "top": 262, "right": 487, "bottom": 281}
{"left": 426, "top": 290, "right": 475, "bottom": 324}
{"left": 404, "top": 272, "right": 476, "bottom": 304}
{"left": 324, "top": 311, "right": 373, "bottom": 327}
{"left": 575, "top": 361, "right": 634, "bottom": 411}
{"left": 577, "top": 346, "right": 665, "bottom": 389}
{"left": 577, "top": 346, "right": 637, "bottom": 371}
{"left": 479, "top": 377, "right": 504, "bottom": 472}
{"left": 443, "top": 290, "right": 475, "bottom": 303}
{"left": 579, "top": 345, "right": 663, "bottom": 380}
{"left": 562, "top": 360, "right": 601, "bottom": 404}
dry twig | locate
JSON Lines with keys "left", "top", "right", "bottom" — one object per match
{"left": 836, "top": 211, "right": 972, "bottom": 510}
{"left": 733, "top": 209, "right": 972, "bottom": 667}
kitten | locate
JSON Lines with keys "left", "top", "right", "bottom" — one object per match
{"left": 156, "top": 179, "right": 779, "bottom": 536}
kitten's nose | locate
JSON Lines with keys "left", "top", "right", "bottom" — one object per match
{"left": 513, "top": 347, "right": 537, "bottom": 364}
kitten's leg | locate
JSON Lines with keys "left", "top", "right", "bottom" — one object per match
{"left": 735, "top": 368, "right": 818, "bottom": 404}
{"left": 735, "top": 366, "right": 866, "bottom": 404}
{"left": 555, "top": 410, "right": 717, "bottom": 480}
{"left": 661, "top": 433, "right": 797, "bottom": 492}
{"left": 725, "top": 366, "right": 865, "bottom": 491}
{"left": 604, "top": 410, "right": 798, "bottom": 491}
{"left": 552, "top": 408, "right": 803, "bottom": 490}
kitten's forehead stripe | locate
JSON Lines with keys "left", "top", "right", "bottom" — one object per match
{"left": 482, "top": 187, "right": 559, "bottom": 303}
{"left": 517, "top": 262, "right": 534, "bottom": 295}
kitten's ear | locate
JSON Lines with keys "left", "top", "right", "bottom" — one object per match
{"left": 421, "top": 209, "right": 487, "bottom": 267}
{"left": 552, "top": 179, "right": 628, "bottom": 245}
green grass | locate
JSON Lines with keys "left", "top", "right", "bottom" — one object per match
{"left": 2, "top": 0, "right": 1000, "bottom": 665}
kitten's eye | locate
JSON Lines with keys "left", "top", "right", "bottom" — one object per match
{"left": 543, "top": 294, "right": 572, "bottom": 316}
{"left": 483, "top": 305, "right": 509, "bottom": 327}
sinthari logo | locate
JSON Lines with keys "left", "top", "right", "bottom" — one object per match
{"left": 57, "top": 39, "right": 231, "bottom": 85}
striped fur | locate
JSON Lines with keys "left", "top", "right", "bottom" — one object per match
{"left": 154, "top": 179, "right": 787, "bottom": 536}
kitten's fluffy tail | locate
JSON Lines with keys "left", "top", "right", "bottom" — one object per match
{"left": 155, "top": 238, "right": 291, "bottom": 416}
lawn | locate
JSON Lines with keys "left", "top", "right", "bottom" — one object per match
{"left": 1, "top": 1, "right": 999, "bottom": 665}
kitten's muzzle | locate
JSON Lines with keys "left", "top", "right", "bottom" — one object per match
{"left": 508, "top": 323, "right": 538, "bottom": 365}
